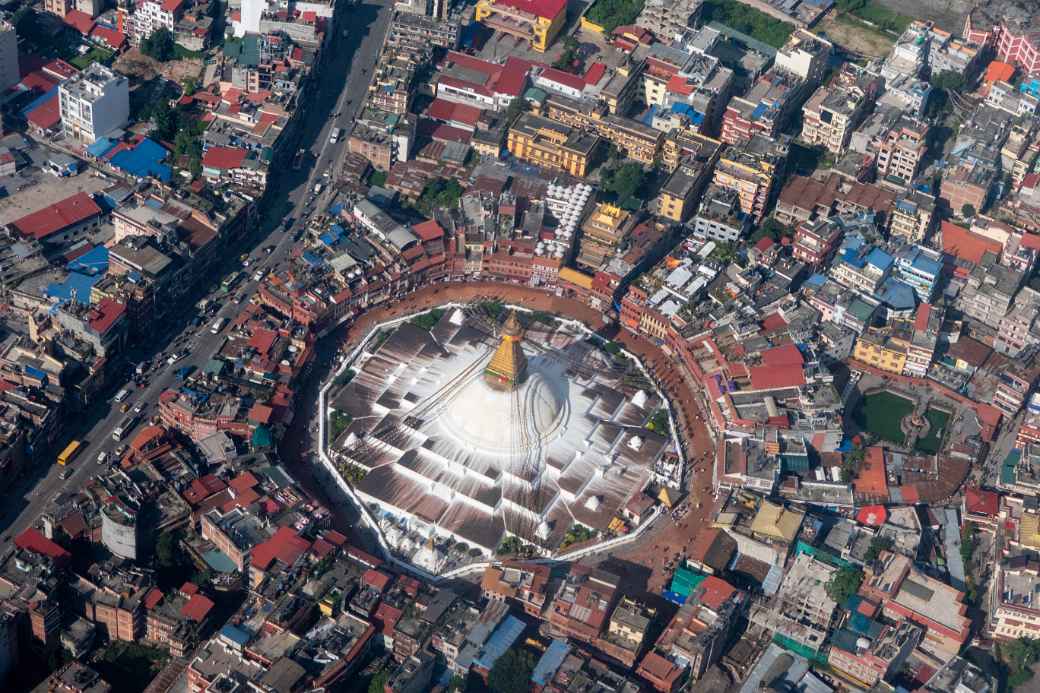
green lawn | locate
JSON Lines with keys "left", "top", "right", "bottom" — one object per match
{"left": 701, "top": 0, "right": 795, "bottom": 49}
{"left": 70, "top": 46, "right": 115, "bottom": 70}
{"left": 914, "top": 408, "right": 950, "bottom": 454}
{"left": 854, "top": 391, "right": 913, "bottom": 445}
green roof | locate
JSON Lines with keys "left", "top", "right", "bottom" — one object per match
{"left": 1002, "top": 448, "right": 1021, "bottom": 486}
{"left": 252, "top": 424, "right": 273, "bottom": 449}
{"left": 848, "top": 297, "right": 876, "bottom": 322}
{"left": 203, "top": 358, "right": 225, "bottom": 376}
{"left": 224, "top": 35, "right": 260, "bottom": 67}
{"left": 669, "top": 565, "right": 706, "bottom": 598}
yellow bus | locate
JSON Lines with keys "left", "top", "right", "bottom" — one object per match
{"left": 57, "top": 440, "right": 82, "bottom": 466}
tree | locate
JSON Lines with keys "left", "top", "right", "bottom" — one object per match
{"left": 864, "top": 535, "right": 893, "bottom": 563}
{"left": 141, "top": 28, "right": 177, "bottom": 62}
{"left": 826, "top": 565, "right": 864, "bottom": 605}
{"left": 600, "top": 162, "right": 645, "bottom": 204}
{"left": 367, "top": 671, "right": 389, "bottom": 693}
{"left": 156, "top": 531, "right": 178, "bottom": 570}
{"left": 505, "top": 97, "right": 525, "bottom": 126}
{"left": 488, "top": 648, "right": 537, "bottom": 693}
{"left": 931, "top": 70, "right": 966, "bottom": 93}
{"left": 998, "top": 638, "right": 1040, "bottom": 689}
{"left": 151, "top": 99, "right": 178, "bottom": 142}
{"left": 961, "top": 203, "right": 977, "bottom": 218}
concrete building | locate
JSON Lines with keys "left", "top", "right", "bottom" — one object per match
{"left": 711, "top": 134, "right": 788, "bottom": 223}
{"left": 0, "top": 20, "right": 19, "bottom": 93}
{"left": 506, "top": 113, "right": 599, "bottom": 178}
{"left": 635, "top": 0, "right": 702, "bottom": 42}
{"left": 775, "top": 29, "right": 832, "bottom": 84}
{"left": 59, "top": 64, "right": 130, "bottom": 144}
{"left": 876, "top": 117, "right": 929, "bottom": 187}
{"left": 474, "top": 0, "right": 566, "bottom": 53}
{"left": 800, "top": 66, "right": 880, "bottom": 155}
{"left": 889, "top": 190, "right": 936, "bottom": 244}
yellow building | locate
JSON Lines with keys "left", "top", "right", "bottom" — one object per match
{"left": 577, "top": 202, "right": 632, "bottom": 270}
{"left": 507, "top": 113, "right": 600, "bottom": 178}
{"left": 853, "top": 328, "right": 909, "bottom": 374}
{"left": 474, "top": 0, "right": 567, "bottom": 53}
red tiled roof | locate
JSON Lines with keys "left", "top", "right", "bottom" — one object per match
{"left": 426, "top": 98, "right": 481, "bottom": 126}
{"left": 363, "top": 569, "right": 392, "bottom": 592}
{"left": 202, "top": 146, "right": 248, "bottom": 170}
{"left": 251, "top": 526, "right": 311, "bottom": 571}
{"left": 494, "top": 0, "right": 566, "bottom": 20}
{"left": 129, "top": 424, "right": 163, "bottom": 452}
{"left": 143, "top": 588, "right": 164, "bottom": 610}
{"left": 914, "top": 303, "right": 931, "bottom": 331}
{"left": 964, "top": 486, "right": 999, "bottom": 517}
{"left": 229, "top": 470, "right": 259, "bottom": 493}
{"left": 856, "top": 505, "right": 887, "bottom": 526}
{"left": 88, "top": 299, "right": 126, "bottom": 336}
{"left": 20, "top": 71, "right": 59, "bottom": 93}
{"left": 760, "top": 313, "right": 787, "bottom": 331}
{"left": 64, "top": 10, "right": 95, "bottom": 35}
{"left": 538, "top": 67, "right": 586, "bottom": 92}
{"left": 184, "top": 474, "right": 227, "bottom": 504}
{"left": 13, "top": 192, "right": 102, "bottom": 240}
{"left": 760, "top": 343, "right": 803, "bottom": 367}
{"left": 248, "top": 403, "right": 274, "bottom": 424}
{"left": 985, "top": 60, "right": 1015, "bottom": 83}
{"left": 748, "top": 363, "right": 805, "bottom": 390}
{"left": 248, "top": 327, "right": 277, "bottom": 354}
{"left": 15, "top": 528, "right": 70, "bottom": 563}
{"left": 89, "top": 25, "right": 127, "bottom": 50}
{"left": 666, "top": 73, "right": 696, "bottom": 96}
{"left": 584, "top": 62, "right": 607, "bottom": 86}
{"left": 323, "top": 530, "right": 347, "bottom": 546}
{"left": 696, "top": 575, "right": 737, "bottom": 611}
{"left": 854, "top": 447, "right": 888, "bottom": 497}
{"left": 161, "top": 0, "right": 184, "bottom": 12}
{"left": 941, "top": 221, "right": 1002, "bottom": 264}
{"left": 374, "top": 602, "right": 402, "bottom": 636}
{"left": 496, "top": 57, "right": 533, "bottom": 96}
{"left": 181, "top": 593, "right": 215, "bottom": 622}
{"left": 412, "top": 219, "right": 445, "bottom": 242}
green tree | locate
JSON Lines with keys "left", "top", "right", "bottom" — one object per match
{"left": 999, "top": 638, "right": 1040, "bottom": 688}
{"left": 505, "top": 97, "right": 525, "bottom": 126}
{"left": 156, "top": 531, "right": 178, "bottom": 570}
{"left": 864, "top": 535, "right": 893, "bottom": 563}
{"left": 826, "top": 565, "right": 864, "bottom": 605}
{"left": 151, "top": 99, "right": 178, "bottom": 142}
{"left": 141, "top": 28, "right": 177, "bottom": 62}
{"left": 368, "top": 671, "right": 389, "bottom": 693}
{"left": 600, "top": 162, "right": 645, "bottom": 204}
{"left": 488, "top": 648, "right": 537, "bottom": 693}
{"left": 930, "top": 70, "right": 965, "bottom": 92}
{"left": 961, "top": 203, "right": 977, "bottom": 218}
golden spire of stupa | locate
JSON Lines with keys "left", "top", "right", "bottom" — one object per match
{"left": 484, "top": 310, "right": 528, "bottom": 390}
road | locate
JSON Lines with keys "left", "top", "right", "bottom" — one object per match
{"left": 0, "top": 0, "right": 395, "bottom": 546}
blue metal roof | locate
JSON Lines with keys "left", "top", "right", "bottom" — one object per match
{"left": 532, "top": 640, "right": 570, "bottom": 686}
{"left": 878, "top": 278, "right": 917, "bottom": 311}
{"left": 46, "top": 272, "right": 100, "bottom": 304}
{"left": 473, "top": 615, "right": 525, "bottom": 671}
{"left": 909, "top": 251, "right": 941, "bottom": 276}
{"left": 66, "top": 246, "right": 109, "bottom": 275}
{"left": 865, "top": 248, "right": 893, "bottom": 271}
{"left": 110, "top": 138, "right": 172, "bottom": 182}
{"left": 220, "top": 624, "right": 251, "bottom": 646}
{"left": 87, "top": 137, "right": 118, "bottom": 158}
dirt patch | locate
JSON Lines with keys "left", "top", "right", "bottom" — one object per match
{"left": 818, "top": 13, "right": 894, "bottom": 60}
{"left": 114, "top": 48, "right": 203, "bottom": 84}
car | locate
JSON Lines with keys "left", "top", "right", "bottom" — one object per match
{"left": 97, "top": 451, "right": 108, "bottom": 465}
{"left": 120, "top": 402, "right": 130, "bottom": 413}
{"left": 59, "top": 468, "right": 73, "bottom": 480}
{"left": 132, "top": 401, "right": 145, "bottom": 415}
{"left": 114, "top": 444, "right": 127, "bottom": 458}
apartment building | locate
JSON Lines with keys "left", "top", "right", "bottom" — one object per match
{"left": 775, "top": 29, "right": 832, "bottom": 84}
{"left": 506, "top": 113, "right": 599, "bottom": 178}
{"left": 0, "top": 20, "right": 17, "bottom": 93}
{"left": 711, "top": 134, "right": 788, "bottom": 223}
{"left": 635, "top": 0, "right": 702, "bottom": 42}
{"left": 889, "top": 190, "right": 936, "bottom": 243}
{"left": 793, "top": 217, "right": 843, "bottom": 266}
{"left": 801, "top": 68, "right": 880, "bottom": 155}
{"left": 59, "top": 64, "right": 130, "bottom": 144}
{"left": 691, "top": 185, "right": 747, "bottom": 243}
{"left": 721, "top": 70, "right": 805, "bottom": 145}
{"left": 853, "top": 327, "right": 909, "bottom": 375}
{"left": 877, "top": 117, "right": 929, "bottom": 187}
{"left": 127, "top": 0, "right": 184, "bottom": 46}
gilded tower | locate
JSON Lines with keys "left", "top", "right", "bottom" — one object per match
{"left": 484, "top": 311, "right": 528, "bottom": 390}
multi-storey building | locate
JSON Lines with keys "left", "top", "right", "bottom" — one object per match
{"left": 966, "top": 6, "right": 1040, "bottom": 77}
{"left": 853, "top": 327, "right": 910, "bottom": 375}
{"left": 993, "top": 368, "right": 1035, "bottom": 417}
{"left": 992, "top": 555, "right": 1040, "bottom": 641}
{"left": 635, "top": 0, "right": 702, "bottom": 42}
{"left": 576, "top": 203, "right": 633, "bottom": 271}
{"left": 127, "top": 0, "right": 184, "bottom": 46}
{"left": 506, "top": 113, "right": 599, "bottom": 177}
{"left": 691, "top": 185, "right": 747, "bottom": 243}
{"left": 775, "top": 29, "right": 832, "bottom": 84}
{"left": 793, "top": 217, "right": 844, "bottom": 267}
{"left": 889, "top": 190, "right": 936, "bottom": 243}
{"left": 876, "top": 117, "right": 929, "bottom": 187}
{"left": 0, "top": 20, "right": 18, "bottom": 93}
{"left": 721, "top": 70, "right": 805, "bottom": 145}
{"left": 474, "top": 0, "right": 566, "bottom": 53}
{"left": 801, "top": 67, "right": 880, "bottom": 155}
{"left": 711, "top": 134, "right": 788, "bottom": 223}
{"left": 59, "top": 64, "right": 130, "bottom": 144}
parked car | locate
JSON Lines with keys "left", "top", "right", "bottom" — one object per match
{"left": 97, "top": 451, "right": 108, "bottom": 465}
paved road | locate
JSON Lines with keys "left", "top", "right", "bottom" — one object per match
{"left": 0, "top": 0, "right": 394, "bottom": 547}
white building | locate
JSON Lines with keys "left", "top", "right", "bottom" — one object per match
{"left": 127, "top": 0, "right": 183, "bottom": 46}
{"left": 59, "top": 64, "right": 130, "bottom": 144}
{"left": 0, "top": 20, "right": 19, "bottom": 93}
{"left": 235, "top": 0, "right": 266, "bottom": 36}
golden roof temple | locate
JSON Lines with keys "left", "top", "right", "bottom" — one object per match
{"left": 484, "top": 311, "right": 528, "bottom": 390}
